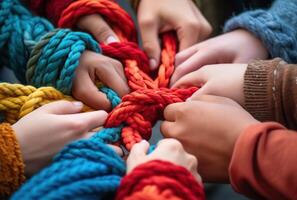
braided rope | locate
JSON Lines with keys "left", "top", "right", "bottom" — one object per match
{"left": 0, "top": 83, "right": 91, "bottom": 124}
{"left": 0, "top": 0, "right": 53, "bottom": 82}
{"left": 6, "top": 0, "right": 202, "bottom": 198}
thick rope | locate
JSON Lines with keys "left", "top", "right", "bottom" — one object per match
{"left": 0, "top": 83, "right": 91, "bottom": 124}
{"left": 0, "top": 0, "right": 53, "bottom": 82}
{"left": 5, "top": 0, "right": 202, "bottom": 198}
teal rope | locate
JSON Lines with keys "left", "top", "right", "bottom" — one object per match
{"left": 27, "top": 29, "right": 101, "bottom": 94}
{"left": 0, "top": 0, "right": 53, "bottom": 82}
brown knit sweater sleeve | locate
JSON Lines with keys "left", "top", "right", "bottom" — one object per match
{"left": 244, "top": 58, "right": 297, "bottom": 130}
{"left": 0, "top": 123, "right": 25, "bottom": 197}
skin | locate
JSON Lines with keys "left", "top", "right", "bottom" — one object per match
{"left": 173, "top": 63, "right": 248, "bottom": 106}
{"left": 161, "top": 95, "right": 259, "bottom": 182}
{"left": 72, "top": 51, "right": 130, "bottom": 110}
{"left": 127, "top": 139, "right": 202, "bottom": 183}
{"left": 12, "top": 101, "right": 122, "bottom": 176}
{"left": 171, "top": 29, "right": 269, "bottom": 85}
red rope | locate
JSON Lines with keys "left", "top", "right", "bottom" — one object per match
{"left": 58, "top": 0, "right": 198, "bottom": 150}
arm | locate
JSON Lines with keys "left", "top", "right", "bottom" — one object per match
{"left": 116, "top": 160, "right": 205, "bottom": 200}
{"left": 0, "top": 123, "right": 25, "bottom": 197}
{"left": 224, "top": 0, "right": 297, "bottom": 63}
{"left": 230, "top": 122, "right": 297, "bottom": 199}
{"left": 244, "top": 58, "right": 297, "bottom": 130}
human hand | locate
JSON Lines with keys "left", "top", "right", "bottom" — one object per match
{"left": 73, "top": 50, "right": 130, "bottom": 110}
{"left": 12, "top": 101, "right": 109, "bottom": 176}
{"left": 127, "top": 139, "right": 202, "bottom": 182}
{"left": 171, "top": 29, "right": 268, "bottom": 84}
{"left": 137, "top": 0, "right": 212, "bottom": 70}
{"left": 161, "top": 95, "right": 259, "bottom": 182}
{"left": 173, "top": 63, "right": 248, "bottom": 106}
{"left": 77, "top": 14, "right": 119, "bottom": 44}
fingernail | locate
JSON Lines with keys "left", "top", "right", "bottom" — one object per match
{"left": 72, "top": 101, "right": 83, "bottom": 108}
{"left": 149, "top": 59, "right": 157, "bottom": 70}
{"left": 106, "top": 36, "right": 118, "bottom": 44}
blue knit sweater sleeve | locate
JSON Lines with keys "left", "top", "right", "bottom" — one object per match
{"left": 224, "top": 0, "right": 297, "bottom": 63}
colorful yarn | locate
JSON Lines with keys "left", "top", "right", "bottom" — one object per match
{"left": 116, "top": 160, "right": 205, "bottom": 200}
{"left": 7, "top": 0, "right": 203, "bottom": 198}
{"left": 0, "top": 83, "right": 91, "bottom": 124}
{"left": 58, "top": 0, "right": 198, "bottom": 150}
{"left": 0, "top": 123, "right": 25, "bottom": 197}
{"left": 0, "top": 0, "right": 53, "bottom": 82}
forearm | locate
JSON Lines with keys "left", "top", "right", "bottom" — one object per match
{"left": 230, "top": 122, "right": 297, "bottom": 199}
{"left": 244, "top": 58, "right": 297, "bottom": 129}
{"left": 116, "top": 160, "right": 205, "bottom": 200}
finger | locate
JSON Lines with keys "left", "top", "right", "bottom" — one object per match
{"left": 172, "top": 69, "right": 207, "bottom": 88}
{"left": 95, "top": 63, "right": 130, "bottom": 97}
{"left": 77, "top": 14, "right": 119, "bottom": 44}
{"left": 64, "top": 110, "right": 108, "bottom": 131}
{"left": 128, "top": 140, "right": 150, "bottom": 161}
{"left": 160, "top": 121, "right": 175, "bottom": 137}
{"left": 138, "top": 15, "right": 160, "bottom": 70}
{"left": 175, "top": 45, "right": 198, "bottom": 67}
{"left": 189, "top": 94, "right": 239, "bottom": 107}
{"left": 36, "top": 100, "right": 83, "bottom": 115}
{"left": 170, "top": 50, "right": 215, "bottom": 85}
{"left": 73, "top": 71, "right": 111, "bottom": 110}
{"left": 176, "top": 21, "right": 200, "bottom": 52}
{"left": 163, "top": 103, "right": 183, "bottom": 122}
{"left": 186, "top": 84, "right": 212, "bottom": 101}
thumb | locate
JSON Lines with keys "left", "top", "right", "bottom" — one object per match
{"left": 77, "top": 14, "right": 119, "bottom": 44}
{"left": 36, "top": 100, "right": 83, "bottom": 115}
{"left": 186, "top": 85, "right": 210, "bottom": 101}
{"left": 171, "top": 69, "right": 206, "bottom": 89}
{"left": 139, "top": 17, "right": 160, "bottom": 70}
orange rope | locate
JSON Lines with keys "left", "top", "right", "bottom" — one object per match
{"left": 59, "top": 0, "right": 198, "bottom": 150}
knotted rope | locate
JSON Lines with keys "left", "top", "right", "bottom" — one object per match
{"left": 6, "top": 0, "right": 202, "bottom": 198}
{"left": 0, "top": 0, "right": 53, "bottom": 82}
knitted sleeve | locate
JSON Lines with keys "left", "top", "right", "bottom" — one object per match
{"left": 224, "top": 0, "right": 297, "bottom": 63}
{"left": 244, "top": 58, "right": 297, "bottom": 130}
{"left": 116, "top": 160, "right": 206, "bottom": 200}
{"left": 0, "top": 123, "right": 25, "bottom": 198}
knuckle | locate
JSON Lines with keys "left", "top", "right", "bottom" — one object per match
{"left": 139, "top": 16, "right": 155, "bottom": 28}
{"left": 184, "top": 20, "right": 200, "bottom": 31}
{"left": 164, "top": 139, "right": 183, "bottom": 151}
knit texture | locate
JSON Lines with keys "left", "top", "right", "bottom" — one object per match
{"left": 116, "top": 160, "right": 205, "bottom": 200}
{"left": 0, "top": 123, "right": 25, "bottom": 197}
{"left": 224, "top": 0, "right": 297, "bottom": 63}
{"left": 0, "top": 0, "right": 53, "bottom": 82}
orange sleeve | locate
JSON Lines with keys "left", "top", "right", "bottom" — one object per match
{"left": 229, "top": 122, "right": 297, "bottom": 199}
{"left": 0, "top": 123, "right": 25, "bottom": 197}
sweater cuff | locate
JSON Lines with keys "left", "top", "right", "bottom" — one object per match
{"left": 0, "top": 123, "right": 25, "bottom": 197}
{"left": 116, "top": 160, "right": 205, "bottom": 200}
{"left": 224, "top": 10, "right": 297, "bottom": 63}
{"left": 244, "top": 59, "right": 282, "bottom": 122}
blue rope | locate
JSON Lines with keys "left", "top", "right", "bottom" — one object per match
{"left": 0, "top": 0, "right": 53, "bottom": 82}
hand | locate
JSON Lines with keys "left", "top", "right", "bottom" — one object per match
{"left": 77, "top": 14, "right": 119, "bottom": 44}
{"left": 171, "top": 29, "right": 268, "bottom": 84}
{"left": 73, "top": 51, "right": 130, "bottom": 110}
{"left": 12, "top": 101, "right": 109, "bottom": 176}
{"left": 173, "top": 64, "right": 248, "bottom": 106}
{"left": 127, "top": 139, "right": 202, "bottom": 183}
{"left": 137, "top": 0, "right": 212, "bottom": 70}
{"left": 161, "top": 95, "right": 259, "bottom": 182}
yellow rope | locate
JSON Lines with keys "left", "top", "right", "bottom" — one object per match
{"left": 0, "top": 83, "right": 92, "bottom": 124}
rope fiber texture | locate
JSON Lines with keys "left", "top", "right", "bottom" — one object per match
{"left": 1, "top": 0, "right": 202, "bottom": 199}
